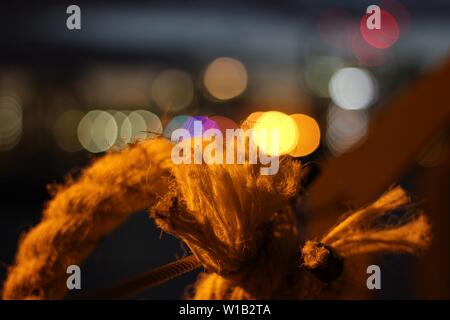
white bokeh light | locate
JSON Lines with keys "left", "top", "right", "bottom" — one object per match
{"left": 329, "top": 67, "right": 377, "bottom": 110}
{"left": 326, "top": 105, "right": 369, "bottom": 156}
{"left": 77, "top": 110, "right": 118, "bottom": 153}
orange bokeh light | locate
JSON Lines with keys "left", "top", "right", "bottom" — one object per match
{"left": 289, "top": 114, "right": 321, "bottom": 157}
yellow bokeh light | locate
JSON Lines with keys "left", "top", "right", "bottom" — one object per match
{"left": 253, "top": 111, "right": 298, "bottom": 156}
{"left": 288, "top": 114, "right": 321, "bottom": 157}
{"left": 203, "top": 57, "right": 248, "bottom": 101}
{"left": 242, "top": 111, "right": 263, "bottom": 130}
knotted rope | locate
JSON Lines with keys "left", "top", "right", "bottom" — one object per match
{"left": 2, "top": 138, "right": 431, "bottom": 300}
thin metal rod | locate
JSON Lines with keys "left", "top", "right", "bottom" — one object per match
{"left": 78, "top": 255, "right": 201, "bottom": 299}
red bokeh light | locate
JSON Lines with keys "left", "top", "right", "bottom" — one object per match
{"left": 360, "top": 9, "right": 400, "bottom": 49}
{"left": 209, "top": 115, "right": 239, "bottom": 136}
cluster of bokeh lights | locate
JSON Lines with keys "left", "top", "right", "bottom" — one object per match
{"left": 49, "top": 54, "right": 324, "bottom": 158}
{"left": 52, "top": 109, "right": 163, "bottom": 153}
{"left": 59, "top": 108, "right": 322, "bottom": 159}
{"left": 245, "top": 111, "right": 321, "bottom": 157}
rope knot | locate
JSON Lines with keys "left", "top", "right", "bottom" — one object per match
{"left": 300, "top": 241, "right": 343, "bottom": 283}
{"left": 150, "top": 160, "right": 303, "bottom": 299}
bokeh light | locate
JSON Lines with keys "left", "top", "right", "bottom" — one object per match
{"left": 53, "top": 110, "right": 84, "bottom": 152}
{"left": 123, "top": 111, "right": 146, "bottom": 142}
{"left": 0, "top": 94, "right": 22, "bottom": 151}
{"left": 326, "top": 105, "right": 368, "bottom": 156}
{"left": 329, "top": 67, "right": 377, "bottom": 110}
{"left": 242, "top": 111, "right": 263, "bottom": 130}
{"left": 77, "top": 109, "right": 163, "bottom": 153}
{"left": 203, "top": 57, "right": 248, "bottom": 101}
{"left": 360, "top": 9, "right": 400, "bottom": 49}
{"left": 77, "top": 110, "right": 118, "bottom": 153}
{"left": 288, "top": 114, "right": 321, "bottom": 157}
{"left": 182, "top": 116, "right": 220, "bottom": 138}
{"left": 253, "top": 111, "right": 299, "bottom": 156}
{"left": 122, "top": 110, "right": 162, "bottom": 143}
{"left": 163, "top": 115, "right": 191, "bottom": 140}
{"left": 135, "top": 110, "right": 163, "bottom": 138}
{"left": 111, "top": 111, "right": 129, "bottom": 148}
{"left": 209, "top": 115, "right": 239, "bottom": 135}
{"left": 152, "top": 69, "right": 194, "bottom": 112}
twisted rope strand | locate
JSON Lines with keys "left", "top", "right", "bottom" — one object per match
{"left": 79, "top": 255, "right": 201, "bottom": 299}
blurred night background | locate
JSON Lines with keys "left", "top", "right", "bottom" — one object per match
{"left": 0, "top": 0, "right": 449, "bottom": 299}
